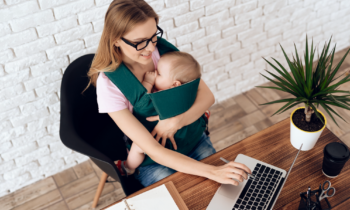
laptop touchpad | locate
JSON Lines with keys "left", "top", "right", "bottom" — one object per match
{"left": 217, "top": 184, "right": 239, "bottom": 200}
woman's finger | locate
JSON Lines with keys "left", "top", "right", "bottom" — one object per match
{"left": 155, "top": 131, "right": 162, "bottom": 142}
{"left": 168, "top": 136, "right": 177, "bottom": 150}
{"left": 151, "top": 127, "right": 157, "bottom": 137}
{"left": 229, "top": 162, "right": 252, "bottom": 174}
{"left": 161, "top": 136, "right": 167, "bottom": 147}
{"left": 224, "top": 177, "right": 239, "bottom": 186}
{"left": 227, "top": 170, "right": 244, "bottom": 183}
{"left": 229, "top": 167, "right": 248, "bottom": 180}
{"left": 169, "top": 136, "right": 177, "bottom": 150}
{"left": 146, "top": 115, "right": 160, "bottom": 122}
{"left": 228, "top": 179, "right": 239, "bottom": 186}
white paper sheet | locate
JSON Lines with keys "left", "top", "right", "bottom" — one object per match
{"left": 105, "top": 184, "right": 179, "bottom": 210}
{"left": 104, "top": 199, "right": 128, "bottom": 210}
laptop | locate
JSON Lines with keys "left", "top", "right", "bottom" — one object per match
{"left": 206, "top": 145, "right": 302, "bottom": 210}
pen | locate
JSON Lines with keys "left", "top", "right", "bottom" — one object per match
{"left": 220, "top": 157, "right": 256, "bottom": 179}
{"left": 307, "top": 186, "right": 311, "bottom": 210}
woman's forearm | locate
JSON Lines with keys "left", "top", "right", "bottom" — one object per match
{"left": 180, "top": 79, "right": 215, "bottom": 127}
{"left": 109, "top": 109, "right": 251, "bottom": 186}
{"left": 150, "top": 143, "right": 215, "bottom": 178}
{"left": 109, "top": 109, "right": 216, "bottom": 179}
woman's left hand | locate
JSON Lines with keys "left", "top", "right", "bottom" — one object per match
{"left": 147, "top": 114, "right": 184, "bottom": 150}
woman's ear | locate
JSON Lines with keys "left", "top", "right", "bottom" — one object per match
{"left": 114, "top": 40, "right": 120, "bottom": 48}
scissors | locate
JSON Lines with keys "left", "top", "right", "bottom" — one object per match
{"left": 319, "top": 180, "right": 336, "bottom": 201}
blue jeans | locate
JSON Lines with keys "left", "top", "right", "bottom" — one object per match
{"left": 134, "top": 132, "right": 216, "bottom": 187}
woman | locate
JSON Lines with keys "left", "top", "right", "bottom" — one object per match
{"left": 85, "top": 0, "right": 251, "bottom": 187}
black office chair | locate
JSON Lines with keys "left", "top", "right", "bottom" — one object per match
{"left": 59, "top": 54, "right": 143, "bottom": 208}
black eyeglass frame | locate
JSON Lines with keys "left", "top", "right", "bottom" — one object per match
{"left": 121, "top": 26, "right": 163, "bottom": 51}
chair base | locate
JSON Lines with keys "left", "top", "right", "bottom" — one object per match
{"left": 92, "top": 172, "right": 109, "bottom": 208}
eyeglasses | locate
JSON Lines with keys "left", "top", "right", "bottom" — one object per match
{"left": 121, "top": 26, "right": 163, "bottom": 51}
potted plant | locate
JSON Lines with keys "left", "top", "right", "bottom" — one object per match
{"left": 257, "top": 36, "right": 350, "bottom": 151}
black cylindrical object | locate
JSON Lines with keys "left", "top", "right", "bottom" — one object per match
{"left": 322, "top": 142, "right": 350, "bottom": 178}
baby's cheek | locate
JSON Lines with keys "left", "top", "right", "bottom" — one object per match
{"left": 155, "top": 78, "right": 168, "bottom": 91}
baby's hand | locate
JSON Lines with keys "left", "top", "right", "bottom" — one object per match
{"left": 143, "top": 71, "right": 156, "bottom": 86}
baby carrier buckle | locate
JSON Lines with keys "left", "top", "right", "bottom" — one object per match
{"left": 204, "top": 110, "right": 210, "bottom": 136}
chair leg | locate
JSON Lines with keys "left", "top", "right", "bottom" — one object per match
{"left": 92, "top": 172, "right": 109, "bottom": 208}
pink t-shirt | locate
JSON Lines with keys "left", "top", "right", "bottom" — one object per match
{"left": 96, "top": 47, "right": 161, "bottom": 113}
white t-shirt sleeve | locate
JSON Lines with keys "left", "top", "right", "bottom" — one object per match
{"left": 96, "top": 47, "right": 161, "bottom": 113}
{"left": 96, "top": 72, "right": 133, "bottom": 113}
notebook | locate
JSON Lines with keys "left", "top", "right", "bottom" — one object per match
{"left": 105, "top": 181, "right": 188, "bottom": 210}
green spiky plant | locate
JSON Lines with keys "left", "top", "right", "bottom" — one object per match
{"left": 257, "top": 36, "right": 350, "bottom": 127}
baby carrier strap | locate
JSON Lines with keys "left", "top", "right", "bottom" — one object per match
{"left": 148, "top": 78, "right": 200, "bottom": 120}
{"left": 105, "top": 62, "right": 149, "bottom": 108}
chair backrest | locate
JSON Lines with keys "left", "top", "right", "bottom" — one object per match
{"left": 60, "top": 54, "right": 143, "bottom": 195}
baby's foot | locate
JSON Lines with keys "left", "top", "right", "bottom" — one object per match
{"left": 115, "top": 160, "right": 135, "bottom": 176}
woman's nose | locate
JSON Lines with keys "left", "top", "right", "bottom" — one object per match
{"left": 145, "top": 41, "right": 156, "bottom": 52}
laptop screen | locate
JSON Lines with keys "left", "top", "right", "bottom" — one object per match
{"left": 268, "top": 144, "right": 303, "bottom": 209}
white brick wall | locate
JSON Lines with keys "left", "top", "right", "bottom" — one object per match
{"left": 1, "top": 0, "right": 350, "bottom": 197}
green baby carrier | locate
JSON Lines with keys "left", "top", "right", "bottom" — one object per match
{"left": 105, "top": 37, "right": 207, "bottom": 166}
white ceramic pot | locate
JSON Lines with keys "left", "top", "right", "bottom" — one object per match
{"left": 290, "top": 107, "right": 327, "bottom": 151}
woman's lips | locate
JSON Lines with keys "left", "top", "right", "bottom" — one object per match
{"left": 141, "top": 53, "right": 151, "bottom": 59}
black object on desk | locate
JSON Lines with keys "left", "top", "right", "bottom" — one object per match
{"left": 322, "top": 142, "right": 350, "bottom": 178}
{"left": 298, "top": 182, "right": 334, "bottom": 210}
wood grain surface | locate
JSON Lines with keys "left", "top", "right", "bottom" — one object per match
{"left": 103, "top": 118, "right": 350, "bottom": 210}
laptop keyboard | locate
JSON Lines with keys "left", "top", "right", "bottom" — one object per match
{"left": 233, "top": 163, "right": 283, "bottom": 210}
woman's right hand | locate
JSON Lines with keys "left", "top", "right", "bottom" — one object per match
{"left": 147, "top": 114, "right": 184, "bottom": 150}
{"left": 209, "top": 161, "right": 252, "bottom": 186}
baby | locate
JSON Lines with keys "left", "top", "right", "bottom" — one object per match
{"left": 142, "top": 51, "right": 201, "bottom": 93}
{"left": 115, "top": 51, "right": 202, "bottom": 176}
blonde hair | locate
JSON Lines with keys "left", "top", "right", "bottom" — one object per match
{"left": 83, "top": 0, "right": 159, "bottom": 92}
{"left": 160, "top": 51, "right": 201, "bottom": 84}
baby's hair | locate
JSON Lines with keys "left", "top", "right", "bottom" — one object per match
{"left": 160, "top": 51, "right": 201, "bottom": 84}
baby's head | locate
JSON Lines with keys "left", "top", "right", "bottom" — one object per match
{"left": 155, "top": 51, "right": 201, "bottom": 91}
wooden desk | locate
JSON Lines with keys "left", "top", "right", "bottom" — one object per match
{"left": 104, "top": 119, "right": 350, "bottom": 210}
